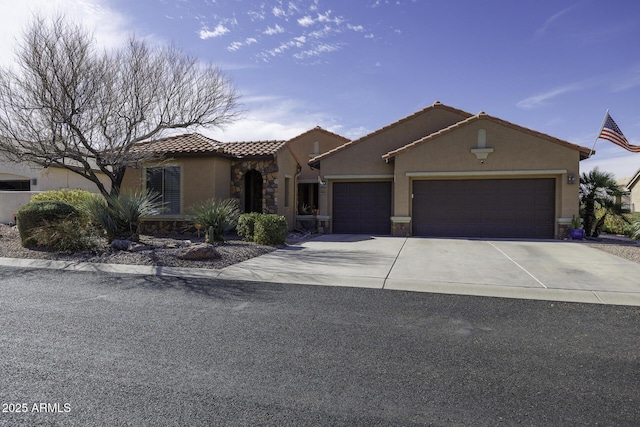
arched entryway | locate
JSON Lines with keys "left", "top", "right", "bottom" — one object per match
{"left": 244, "top": 170, "right": 263, "bottom": 213}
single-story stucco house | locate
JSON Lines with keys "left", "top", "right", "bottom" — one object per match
{"left": 2, "top": 102, "right": 592, "bottom": 238}
{"left": 309, "top": 101, "right": 591, "bottom": 239}
{"left": 121, "top": 127, "right": 348, "bottom": 233}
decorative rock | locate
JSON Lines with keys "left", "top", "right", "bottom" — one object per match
{"left": 111, "top": 239, "right": 153, "bottom": 252}
{"left": 176, "top": 243, "right": 221, "bottom": 260}
{"left": 111, "top": 239, "right": 132, "bottom": 251}
{"left": 130, "top": 243, "right": 153, "bottom": 252}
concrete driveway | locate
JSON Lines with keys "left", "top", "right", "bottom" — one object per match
{"left": 2, "top": 234, "right": 639, "bottom": 305}
{"left": 219, "top": 235, "right": 640, "bottom": 306}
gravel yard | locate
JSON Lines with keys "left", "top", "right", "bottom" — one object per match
{"left": 585, "top": 240, "right": 640, "bottom": 263}
{"left": 0, "top": 224, "right": 279, "bottom": 269}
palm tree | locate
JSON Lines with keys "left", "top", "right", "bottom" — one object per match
{"left": 579, "top": 168, "right": 628, "bottom": 237}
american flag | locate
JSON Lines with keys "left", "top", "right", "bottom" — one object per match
{"left": 599, "top": 113, "right": 640, "bottom": 153}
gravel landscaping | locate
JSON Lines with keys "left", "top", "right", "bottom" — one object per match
{"left": 585, "top": 239, "right": 640, "bottom": 264}
{"left": 0, "top": 224, "right": 280, "bottom": 269}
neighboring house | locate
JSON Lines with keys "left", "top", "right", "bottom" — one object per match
{"left": 625, "top": 169, "right": 640, "bottom": 212}
{"left": 0, "top": 152, "right": 111, "bottom": 224}
{"left": 121, "top": 127, "right": 348, "bottom": 232}
{"left": 309, "top": 101, "right": 591, "bottom": 239}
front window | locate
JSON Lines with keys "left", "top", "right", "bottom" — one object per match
{"left": 0, "top": 180, "right": 30, "bottom": 191}
{"left": 146, "top": 166, "right": 180, "bottom": 215}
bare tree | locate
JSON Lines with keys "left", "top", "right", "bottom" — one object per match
{"left": 0, "top": 15, "right": 240, "bottom": 198}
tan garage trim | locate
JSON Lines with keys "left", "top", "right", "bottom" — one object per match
{"left": 406, "top": 169, "right": 567, "bottom": 178}
{"left": 324, "top": 174, "right": 394, "bottom": 180}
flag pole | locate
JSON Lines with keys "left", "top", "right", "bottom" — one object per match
{"left": 588, "top": 109, "right": 609, "bottom": 158}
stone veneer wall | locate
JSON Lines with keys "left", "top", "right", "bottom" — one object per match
{"left": 230, "top": 159, "right": 279, "bottom": 214}
{"left": 139, "top": 220, "right": 198, "bottom": 236}
{"left": 391, "top": 221, "right": 412, "bottom": 237}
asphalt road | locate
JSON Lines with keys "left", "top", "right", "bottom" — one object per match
{"left": 0, "top": 266, "right": 638, "bottom": 426}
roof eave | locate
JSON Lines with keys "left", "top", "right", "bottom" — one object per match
{"left": 381, "top": 113, "right": 592, "bottom": 161}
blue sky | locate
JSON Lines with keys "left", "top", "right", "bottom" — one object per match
{"left": 2, "top": 0, "right": 640, "bottom": 179}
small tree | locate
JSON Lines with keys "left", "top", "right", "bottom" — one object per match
{"left": 579, "top": 168, "right": 628, "bottom": 237}
{"left": 0, "top": 14, "right": 240, "bottom": 199}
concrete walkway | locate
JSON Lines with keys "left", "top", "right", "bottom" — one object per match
{"left": 2, "top": 235, "right": 640, "bottom": 306}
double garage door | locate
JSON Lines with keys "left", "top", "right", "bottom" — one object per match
{"left": 332, "top": 179, "right": 555, "bottom": 238}
{"left": 412, "top": 178, "right": 555, "bottom": 238}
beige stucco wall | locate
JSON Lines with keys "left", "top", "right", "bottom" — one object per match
{"left": 275, "top": 148, "right": 300, "bottom": 229}
{"left": 122, "top": 155, "right": 231, "bottom": 216}
{"left": 629, "top": 182, "right": 640, "bottom": 212}
{"left": 1, "top": 156, "right": 110, "bottom": 194}
{"left": 288, "top": 129, "right": 347, "bottom": 181}
{"left": 38, "top": 167, "right": 111, "bottom": 193}
{"left": 318, "top": 107, "right": 468, "bottom": 178}
{"left": 392, "top": 119, "right": 581, "bottom": 236}
{"left": 622, "top": 174, "right": 640, "bottom": 213}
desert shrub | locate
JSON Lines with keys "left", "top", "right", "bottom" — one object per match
{"left": 16, "top": 201, "right": 78, "bottom": 246}
{"left": 189, "top": 198, "right": 240, "bottom": 242}
{"left": 600, "top": 209, "right": 629, "bottom": 235}
{"left": 628, "top": 213, "right": 640, "bottom": 240}
{"left": 28, "top": 217, "right": 99, "bottom": 252}
{"left": 85, "top": 190, "right": 162, "bottom": 242}
{"left": 236, "top": 212, "right": 261, "bottom": 241}
{"left": 31, "top": 189, "right": 99, "bottom": 209}
{"left": 253, "top": 214, "right": 287, "bottom": 245}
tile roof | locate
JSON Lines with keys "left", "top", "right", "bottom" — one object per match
{"left": 381, "top": 112, "right": 592, "bottom": 161}
{"left": 131, "top": 126, "right": 348, "bottom": 160}
{"left": 130, "top": 133, "right": 224, "bottom": 154}
{"left": 130, "top": 133, "right": 287, "bottom": 157}
{"left": 220, "top": 140, "right": 288, "bottom": 157}
{"left": 288, "top": 126, "right": 350, "bottom": 144}
{"left": 309, "top": 101, "right": 473, "bottom": 166}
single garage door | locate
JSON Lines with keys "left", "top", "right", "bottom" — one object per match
{"left": 333, "top": 182, "right": 392, "bottom": 234}
{"left": 413, "top": 178, "right": 555, "bottom": 238}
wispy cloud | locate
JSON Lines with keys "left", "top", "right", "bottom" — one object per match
{"left": 612, "top": 64, "right": 640, "bottom": 92}
{"left": 227, "top": 38, "right": 258, "bottom": 52}
{"left": 197, "top": 1, "right": 370, "bottom": 63}
{"left": 294, "top": 42, "right": 342, "bottom": 60}
{"left": 199, "top": 24, "right": 230, "bottom": 39}
{"left": 534, "top": 5, "right": 578, "bottom": 38}
{"left": 516, "top": 82, "right": 584, "bottom": 109}
{"left": 264, "top": 24, "right": 285, "bottom": 35}
{"left": 272, "top": 6, "right": 286, "bottom": 18}
{"left": 298, "top": 16, "right": 315, "bottom": 27}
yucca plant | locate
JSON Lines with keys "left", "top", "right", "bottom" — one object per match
{"left": 84, "top": 190, "right": 163, "bottom": 242}
{"left": 189, "top": 198, "right": 240, "bottom": 242}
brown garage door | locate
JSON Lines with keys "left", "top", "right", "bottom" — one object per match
{"left": 333, "top": 182, "right": 392, "bottom": 234}
{"left": 413, "top": 179, "right": 555, "bottom": 238}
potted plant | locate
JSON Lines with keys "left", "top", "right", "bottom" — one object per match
{"left": 569, "top": 215, "right": 585, "bottom": 239}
